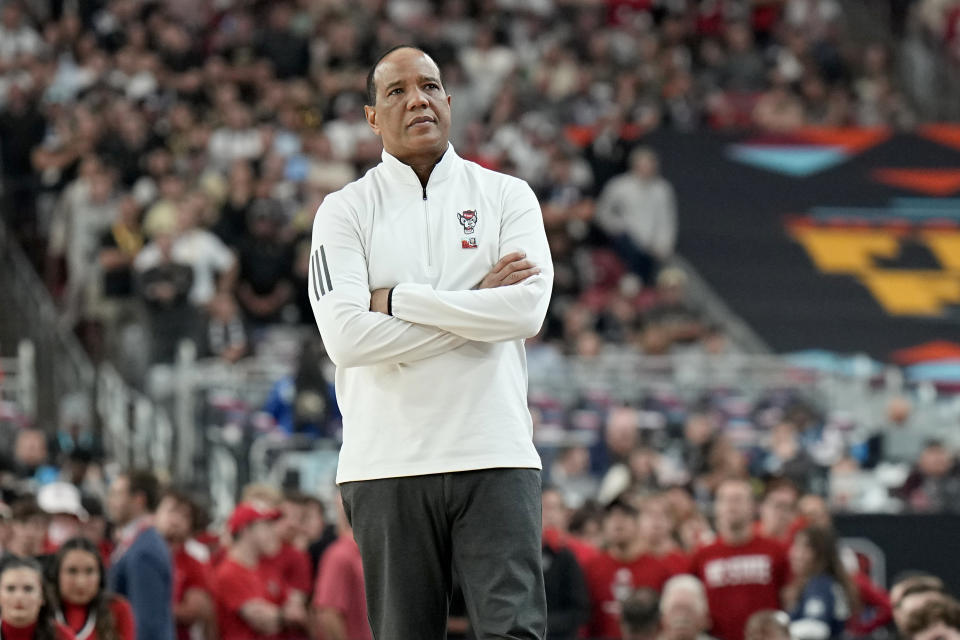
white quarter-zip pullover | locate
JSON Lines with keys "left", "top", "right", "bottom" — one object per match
{"left": 308, "top": 145, "right": 554, "bottom": 483}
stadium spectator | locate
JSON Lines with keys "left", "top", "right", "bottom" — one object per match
{"left": 550, "top": 446, "right": 601, "bottom": 511}
{"left": 212, "top": 502, "right": 292, "bottom": 640}
{"left": 135, "top": 195, "right": 237, "bottom": 309}
{"left": 36, "top": 482, "right": 86, "bottom": 552}
{"left": 6, "top": 498, "right": 47, "bottom": 560}
{"left": 783, "top": 527, "right": 855, "bottom": 639}
{"left": 584, "top": 496, "right": 673, "bottom": 639}
{"left": 0, "top": 555, "right": 74, "bottom": 640}
{"left": 97, "top": 194, "right": 144, "bottom": 303}
{"left": 154, "top": 490, "right": 214, "bottom": 640}
{"left": 235, "top": 198, "right": 294, "bottom": 325}
{"left": 540, "top": 491, "right": 590, "bottom": 640}
{"left": 659, "top": 575, "right": 718, "bottom": 640}
{"left": 896, "top": 440, "right": 960, "bottom": 512}
{"left": 106, "top": 469, "right": 175, "bottom": 640}
{"left": 311, "top": 494, "right": 370, "bottom": 640}
{"left": 743, "top": 610, "right": 790, "bottom": 640}
{"left": 200, "top": 293, "right": 248, "bottom": 363}
{"left": 637, "top": 494, "right": 689, "bottom": 575}
{"left": 542, "top": 487, "right": 598, "bottom": 570}
{"left": 266, "top": 490, "right": 312, "bottom": 637}
{"left": 48, "top": 537, "right": 135, "bottom": 640}
{"left": 755, "top": 478, "right": 800, "bottom": 545}
{"left": 134, "top": 231, "right": 196, "bottom": 364}
{"left": 303, "top": 496, "right": 336, "bottom": 576}
{"left": 619, "top": 588, "right": 661, "bottom": 640}
{"left": 891, "top": 573, "right": 948, "bottom": 637}
{"left": 6, "top": 429, "right": 57, "bottom": 488}
{"left": 595, "top": 147, "right": 677, "bottom": 285}
{"left": 905, "top": 597, "right": 960, "bottom": 640}
{"left": 690, "top": 477, "right": 788, "bottom": 640}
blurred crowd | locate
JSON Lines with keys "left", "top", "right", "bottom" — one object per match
{"left": 1, "top": 446, "right": 960, "bottom": 640}
{"left": 3, "top": 0, "right": 960, "bottom": 638}
{"left": 0, "top": 0, "right": 937, "bottom": 380}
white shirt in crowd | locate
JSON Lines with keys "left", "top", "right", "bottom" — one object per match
{"left": 309, "top": 145, "right": 553, "bottom": 483}
{"left": 134, "top": 229, "right": 235, "bottom": 306}
{"left": 595, "top": 173, "right": 678, "bottom": 261}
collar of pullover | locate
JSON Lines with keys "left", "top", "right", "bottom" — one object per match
{"left": 379, "top": 143, "right": 459, "bottom": 192}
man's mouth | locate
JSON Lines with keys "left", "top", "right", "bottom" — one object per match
{"left": 408, "top": 116, "right": 436, "bottom": 127}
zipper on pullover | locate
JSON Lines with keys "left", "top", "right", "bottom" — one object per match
{"left": 422, "top": 186, "right": 432, "bottom": 267}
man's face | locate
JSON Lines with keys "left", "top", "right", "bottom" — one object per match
{"left": 364, "top": 48, "right": 452, "bottom": 164}
{"left": 714, "top": 481, "right": 754, "bottom": 536}
{"left": 760, "top": 488, "right": 796, "bottom": 536}
{"left": 107, "top": 476, "right": 133, "bottom": 525}
{"left": 541, "top": 490, "right": 567, "bottom": 532}
{"left": 155, "top": 497, "right": 192, "bottom": 542}
{"left": 638, "top": 498, "right": 671, "bottom": 545}
{"left": 277, "top": 501, "right": 305, "bottom": 542}
{"left": 661, "top": 589, "right": 708, "bottom": 640}
{"left": 603, "top": 508, "right": 638, "bottom": 548}
{"left": 248, "top": 520, "right": 281, "bottom": 558}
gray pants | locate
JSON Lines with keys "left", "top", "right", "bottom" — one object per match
{"left": 340, "top": 468, "right": 547, "bottom": 640}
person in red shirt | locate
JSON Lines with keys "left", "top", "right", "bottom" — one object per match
{"left": 213, "top": 502, "right": 305, "bottom": 640}
{"left": 637, "top": 493, "right": 690, "bottom": 575}
{"left": 263, "top": 490, "right": 312, "bottom": 640}
{"left": 155, "top": 490, "right": 214, "bottom": 640}
{"left": 312, "top": 493, "right": 371, "bottom": 640}
{"left": 691, "top": 478, "right": 788, "bottom": 640}
{"left": 0, "top": 555, "right": 76, "bottom": 640}
{"left": 584, "top": 496, "right": 674, "bottom": 639}
{"left": 754, "top": 479, "right": 801, "bottom": 547}
{"left": 47, "top": 538, "right": 135, "bottom": 640}
{"left": 541, "top": 486, "right": 598, "bottom": 568}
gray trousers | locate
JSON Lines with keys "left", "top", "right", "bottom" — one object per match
{"left": 340, "top": 468, "right": 547, "bottom": 640}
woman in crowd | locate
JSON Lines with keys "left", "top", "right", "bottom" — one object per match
{"left": 0, "top": 556, "right": 74, "bottom": 640}
{"left": 783, "top": 526, "right": 858, "bottom": 639}
{"left": 46, "top": 538, "right": 135, "bottom": 640}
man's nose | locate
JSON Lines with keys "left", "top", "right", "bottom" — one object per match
{"left": 407, "top": 87, "right": 429, "bottom": 108}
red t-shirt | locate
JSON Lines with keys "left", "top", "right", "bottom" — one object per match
{"left": 690, "top": 535, "right": 788, "bottom": 640}
{"left": 1, "top": 621, "right": 76, "bottom": 640}
{"left": 58, "top": 598, "right": 135, "bottom": 640}
{"left": 312, "top": 536, "right": 371, "bottom": 640}
{"left": 584, "top": 550, "right": 674, "bottom": 639}
{"left": 267, "top": 543, "right": 313, "bottom": 594}
{"left": 542, "top": 528, "right": 599, "bottom": 569}
{"left": 172, "top": 545, "right": 212, "bottom": 640}
{"left": 657, "top": 549, "right": 691, "bottom": 576}
{"left": 213, "top": 557, "right": 285, "bottom": 640}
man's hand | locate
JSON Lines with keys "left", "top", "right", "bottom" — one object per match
{"left": 478, "top": 251, "right": 541, "bottom": 289}
{"left": 371, "top": 288, "right": 391, "bottom": 314}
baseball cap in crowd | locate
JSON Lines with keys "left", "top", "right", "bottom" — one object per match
{"left": 38, "top": 482, "right": 88, "bottom": 521}
{"left": 227, "top": 502, "right": 281, "bottom": 536}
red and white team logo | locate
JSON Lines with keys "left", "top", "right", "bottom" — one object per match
{"left": 457, "top": 209, "right": 478, "bottom": 234}
{"left": 457, "top": 209, "right": 479, "bottom": 249}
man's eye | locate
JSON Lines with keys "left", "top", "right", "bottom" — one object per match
{"left": 425, "top": 83, "right": 439, "bottom": 90}
{"left": 389, "top": 88, "right": 402, "bottom": 96}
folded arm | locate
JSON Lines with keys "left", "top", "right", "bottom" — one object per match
{"left": 389, "top": 179, "right": 554, "bottom": 342}
{"left": 308, "top": 194, "right": 468, "bottom": 368}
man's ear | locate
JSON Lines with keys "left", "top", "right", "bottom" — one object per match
{"left": 364, "top": 104, "right": 380, "bottom": 135}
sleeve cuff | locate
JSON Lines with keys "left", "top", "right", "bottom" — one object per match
{"left": 387, "top": 287, "right": 395, "bottom": 316}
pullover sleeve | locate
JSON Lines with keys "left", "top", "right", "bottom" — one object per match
{"left": 390, "top": 178, "right": 554, "bottom": 342}
{"left": 308, "top": 194, "right": 468, "bottom": 368}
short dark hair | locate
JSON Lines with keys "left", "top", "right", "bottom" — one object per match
{"left": 160, "top": 488, "right": 200, "bottom": 529}
{"left": 281, "top": 489, "right": 312, "bottom": 506}
{"left": 124, "top": 469, "right": 161, "bottom": 512}
{"left": 621, "top": 588, "right": 660, "bottom": 633}
{"left": 365, "top": 44, "right": 439, "bottom": 106}
{"left": 905, "top": 597, "right": 960, "bottom": 636}
{"left": 10, "top": 496, "right": 45, "bottom": 522}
